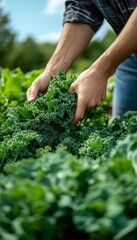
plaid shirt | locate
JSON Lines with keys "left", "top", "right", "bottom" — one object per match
{"left": 63, "top": 0, "right": 137, "bottom": 34}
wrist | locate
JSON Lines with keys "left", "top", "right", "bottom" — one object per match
{"left": 45, "top": 53, "right": 71, "bottom": 76}
{"left": 92, "top": 49, "right": 119, "bottom": 78}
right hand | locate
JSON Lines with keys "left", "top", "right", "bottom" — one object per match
{"left": 26, "top": 71, "right": 51, "bottom": 102}
{"left": 69, "top": 65, "right": 108, "bottom": 125}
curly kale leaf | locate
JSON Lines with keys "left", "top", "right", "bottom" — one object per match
{"left": 79, "top": 131, "right": 115, "bottom": 159}
{"left": 0, "top": 71, "right": 77, "bottom": 168}
{"left": 0, "top": 131, "right": 41, "bottom": 170}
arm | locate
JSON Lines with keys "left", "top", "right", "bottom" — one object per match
{"left": 70, "top": 7, "right": 137, "bottom": 125}
{"left": 27, "top": 22, "right": 94, "bottom": 101}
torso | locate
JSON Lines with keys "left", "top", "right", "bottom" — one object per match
{"left": 93, "top": 0, "right": 137, "bottom": 34}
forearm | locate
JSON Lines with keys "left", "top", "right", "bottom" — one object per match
{"left": 93, "top": 7, "right": 137, "bottom": 76}
{"left": 45, "top": 22, "right": 94, "bottom": 74}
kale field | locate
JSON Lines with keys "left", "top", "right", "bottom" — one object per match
{"left": 0, "top": 68, "right": 137, "bottom": 240}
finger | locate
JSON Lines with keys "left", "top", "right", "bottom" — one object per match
{"left": 69, "top": 83, "right": 76, "bottom": 94}
{"left": 71, "top": 98, "right": 86, "bottom": 125}
{"left": 26, "top": 83, "right": 39, "bottom": 102}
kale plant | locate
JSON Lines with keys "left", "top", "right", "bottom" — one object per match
{"left": 0, "top": 71, "right": 77, "bottom": 169}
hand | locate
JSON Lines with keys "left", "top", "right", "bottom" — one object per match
{"left": 69, "top": 65, "right": 108, "bottom": 125}
{"left": 26, "top": 71, "right": 51, "bottom": 102}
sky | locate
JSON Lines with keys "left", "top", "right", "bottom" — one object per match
{"left": 1, "top": 0, "right": 112, "bottom": 43}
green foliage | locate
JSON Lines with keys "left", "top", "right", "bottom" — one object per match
{"left": 0, "top": 67, "right": 43, "bottom": 120}
{"left": 0, "top": 68, "right": 137, "bottom": 239}
{"left": 0, "top": 70, "right": 77, "bottom": 169}
{"left": 0, "top": 134, "right": 137, "bottom": 240}
{"left": 79, "top": 132, "right": 115, "bottom": 159}
{"left": 1, "top": 68, "right": 136, "bottom": 170}
{"left": 0, "top": 1, "right": 15, "bottom": 66}
{"left": 8, "top": 38, "right": 46, "bottom": 72}
{"left": 0, "top": 131, "right": 41, "bottom": 169}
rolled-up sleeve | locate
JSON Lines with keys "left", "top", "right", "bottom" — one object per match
{"left": 63, "top": 0, "right": 104, "bottom": 33}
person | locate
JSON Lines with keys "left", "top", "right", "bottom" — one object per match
{"left": 26, "top": 0, "right": 137, "bottom": 125}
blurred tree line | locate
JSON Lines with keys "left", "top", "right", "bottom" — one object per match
{"left": 0, "top": 2, "right": 116, "bottom": 73}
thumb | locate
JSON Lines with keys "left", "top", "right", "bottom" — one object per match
{"left": 26, "top": 84, "right": 39, "bottom": 102}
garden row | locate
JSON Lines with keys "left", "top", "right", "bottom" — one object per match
{"left": 0, "top": 68, "right": 137, "bottom": 240}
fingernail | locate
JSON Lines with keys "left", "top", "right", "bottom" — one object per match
{"left": 28, "top": 95, "right": 34, "bottom": 101}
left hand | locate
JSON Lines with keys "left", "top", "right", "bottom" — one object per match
{"left": 69, "top": 64, "right": 108, "bottom": 125}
